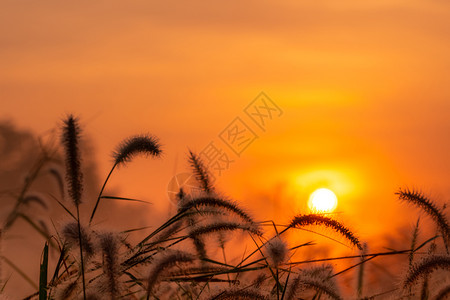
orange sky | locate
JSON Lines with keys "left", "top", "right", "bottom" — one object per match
{"left": 1, "top": 1, "right": 450, "bottom": 246}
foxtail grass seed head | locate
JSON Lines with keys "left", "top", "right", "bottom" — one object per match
{"left": 287, "top": 266, "right": 340, "bottom": 300}
{"left": 403, "top": 255, "right": 450, "bottom": 288}
{"left": 113, "top": 134, "right": 161, "bottom": 166}
{"left": 188, "top": 151, "right": 214, "bottom": 193}
{"left": 188, "top": 221, "right": 263, "bottom": 239}
{"left": 285, "top": 275, "right": 302, "bottom": 300}
{"left": 302, "top": 264, "right": 334, "bottom": 280}
{"left": 252, "top": 273, "right": 267, "bottom": 288}
{"left": 99, "top": 232, "right": 121, "bottom": 299}
{"left": 299, "top": 278, "right": 342, "bottom": 300}
{"left": 266, "top": 235, "right": 288, "bottom": 267}
{"left": 147, "top": 251, "right": 194, "bottom": 296}
{"left": 180, "top": 196, "right": 257, "bottom": 226}
{"left": 397, "top": 188, "right": 450, "bottom": 245}
{"left": 290, "top": 214, "right": 362, "bottom": 250}
{"left": 56, "top": 280, "right": 78, "bottom": 300}
{"left": 62, "top": 221, "right": 95, "bottom": 258}
{"left": 61, "top": 115, "right": 83, "bottom": 206}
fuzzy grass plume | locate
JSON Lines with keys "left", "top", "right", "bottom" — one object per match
{"left": 286, "top": 265, "right": 341, "bottom": 300}
{"left": 403, "top": 255, "right": 450, "bottom": 288}
{"left": 113, "top": 134, "right": 161, "bottom": 166}
{"left": 55, "top": 280, "right": 78, "bottom": 300}
{"left": 90, "top": 134, "right": 162, "bottom": 224}
{"left": 397, "top": 188, "right": 450, "bottom": 245}
{"left": 146, "top": 250, "right": 194, "bottom": 299}
{"left": 61, "top": 115, "right": 83, "bottom": 206}
{"left": 99, "top": 232, "right": 121, "bottom": 299}
{"left": 62, "top": 221, "right": 95, "bottom": 258}
{"left": 188, "top": 221, "right": 263, "bottom": 239}
{"left": 179, "top": 195, "right": 257, "bottom": 225}
{"left": 289, "top": 214, "right": 362, "bottom": 250}
{"left": 265, "top": 235, "right": 288, "bottom": 267}
{"left": 188, "top": 151, "right": 214, "bottom": 194}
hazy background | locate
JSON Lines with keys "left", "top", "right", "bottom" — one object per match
{"left": 1, "top": 0, "right": 450, "bottom": 297}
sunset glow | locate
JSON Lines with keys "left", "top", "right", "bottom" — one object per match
{"left": 1, "top": 1, "right": 449, "bottom": 298}
{"left": 308, "top": 188, "right": 338, "bottom": 213}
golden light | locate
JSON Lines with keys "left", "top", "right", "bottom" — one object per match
{"left": 308, "top": 188, "right": 338, "bottom": 213}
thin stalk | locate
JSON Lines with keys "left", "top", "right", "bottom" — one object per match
{"left": 289, "top": 249, "right": 412, "bottom": 266}
{"left": 90, "top": 163, "right": 117, "bottom": 224}
{"left": 76, "top": 206, "right": 86, "bottom": 300}
{"left": 276, "top": 267, "right": 279, "bottom": 300}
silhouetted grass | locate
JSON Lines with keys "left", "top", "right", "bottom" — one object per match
{"left": 1, "top": 116, "right": 449, "bottom": 300}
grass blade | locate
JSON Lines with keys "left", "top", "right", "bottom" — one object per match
{"left": 101, "top": 195, "right": 152, "bottom": 205}
{"left": 39, "top": 242, "right": 48, "bottom": 300}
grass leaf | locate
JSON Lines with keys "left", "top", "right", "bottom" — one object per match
{"left": 39, "top": 242, "right": 48, "bottom": 300}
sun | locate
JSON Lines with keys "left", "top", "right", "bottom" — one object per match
{"left": 308, "top": 188, "right": 338, "bottom": 213}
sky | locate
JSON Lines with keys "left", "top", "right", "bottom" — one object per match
{"left": 1, "top": 0, "right": 450, "bottom": 261}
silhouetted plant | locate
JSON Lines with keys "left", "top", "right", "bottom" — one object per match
{"left": 3, "top": 116, "right": 450, "bottom": 300}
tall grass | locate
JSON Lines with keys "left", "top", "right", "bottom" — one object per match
{"left": 1, "top": 116, "right": 449, "bottom": 300}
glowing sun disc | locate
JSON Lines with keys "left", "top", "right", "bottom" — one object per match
{"left": 308, "top": 188, "right": 338, "bottom": 213}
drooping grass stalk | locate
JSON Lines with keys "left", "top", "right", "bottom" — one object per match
{"left": 188, "top": 221, "right": 263, "bottom": 239}
{"left": 90, "top": 134, "right": 161, "bottom": 224}
{"left": 288, "top": 214, "right": 362, "bottom": 250}
{"left": 397, "top": 188, "right": 450, "bottom": 251}
{"left": 403, "top": 255, "right": 450, "bottom": 288}
{"left": 179, "top": 195, "right": 257, "bottom": 225}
